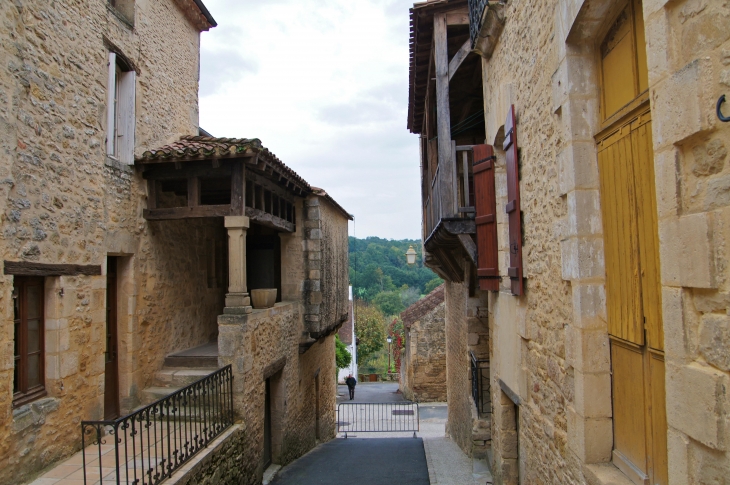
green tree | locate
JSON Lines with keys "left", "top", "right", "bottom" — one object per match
{"left": 424, "top": 276, "right": 443, "bottom": 294}
{"left": 355, "top": 301, "right": 386, "bottom": 363}
{"left": 373, "top": 291, "right": 405, "bottom": 316}
{"left": 335, "top": 335, "right": 352, "bottom": 370}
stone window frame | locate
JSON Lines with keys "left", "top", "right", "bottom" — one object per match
{"left": 106, "top": 52, "right": 136, "bottom": 166}
{"left": 554, "top": 0, "right": 632, "bottom": 479}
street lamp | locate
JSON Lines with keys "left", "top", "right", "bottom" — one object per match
{"left": 405, "top": 245, "right": 417, "bottom": 266}
{"left": 386, "top": 336, "right": 393, "bottom": 373}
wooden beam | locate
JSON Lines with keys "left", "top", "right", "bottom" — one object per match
{"left": 4, "top": 261, "right": 102, "bottom": 276}
{"left": 143, "top": 205, "right": 232, "bottom": 220}
{"left": 245, "top": 171, "right": 297, "bottom": 204}
{"left": 142, "top": 165, "right": 233, "bottom": 180}
{"left": 458, "top": 234, "right": 478, "bottom": 266}
{"left": 448, "top": 39, "right": 472, "bottom": 82}
{"left": 245, "top": 207, "right": 295, "bottom": 232}
{"left": 434, "top": 13, "right": 455, "bottom": 219}
{"left": 147, "top": 179, "right": 158, "bottom": 210}
{"left": 445, "top": 10, "right": 469, "bottom": 26}
{"left": 187, "top": 176, "right": 200, "bottom": 207}
{"left": 230, "top": 162, "right": 244, "bottom": 216}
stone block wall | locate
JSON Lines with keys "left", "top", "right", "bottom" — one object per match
{"left": 471, "top": 0, "right": 730, "bottom": 483}
{"left": 218, "top": 301, "right": 336, "bottom": 485}
{"left": 0, "top": 1, "right": 219, "bottom": 482}
{"left": 401, "top": 301, "right": 446, "bottom": 402}
{"left": 303, "top": 193, "right": 349, "bottom": 338}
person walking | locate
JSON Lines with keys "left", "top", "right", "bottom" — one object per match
{"left": 345, "top": 374, "right": 357, "bottom": 400}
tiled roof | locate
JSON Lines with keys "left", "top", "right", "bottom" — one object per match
{"left": 137, "top": 136, "right": 312, "bottom": 192}
{"left": 311, "top": 187, "right": 353, "bottom": 221}
{"left": 400, "top": 284, "right": 445, "bottom": 327}
{"left": 176, "top": 0, "right": 217, "bottom": 31}
{"left": 408, "top": 0, "right": 467, "bottom": 133}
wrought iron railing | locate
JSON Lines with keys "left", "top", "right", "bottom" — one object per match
{"left": 470, "top": 352, "right": 491, "bottom": 417}
{"left": 468, "top": 0, "right": 490, "bottom": 47}
{"left": 337, "top": 402, "right": 420, "bottom": 438}
{"left": 81, "top": 365, "right": 234, "bottom": 485}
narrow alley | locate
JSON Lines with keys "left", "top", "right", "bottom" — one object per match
{"left": 268, "top": 382, "right": 492, "bottom": 485}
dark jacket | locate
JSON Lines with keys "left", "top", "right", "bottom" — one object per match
{"left": 345, "top": 377, "right": 357, "bottom": 388}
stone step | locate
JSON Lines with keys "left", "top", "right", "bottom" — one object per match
{"left": 153, "top": 368, "right": 218, "bottom": 388}
{"left": 163, "top": 354, "right": 218, "bottom": 368}
{"left": 139, "top": 386, "right": 179, "bottom": 406}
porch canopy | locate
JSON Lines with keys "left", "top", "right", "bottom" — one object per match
{"left": 135, "top": 136, "right": 311, "bottom": 232}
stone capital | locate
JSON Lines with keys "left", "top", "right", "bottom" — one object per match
{"left": 224, "top": 215, "right": 250, "bottom": 229}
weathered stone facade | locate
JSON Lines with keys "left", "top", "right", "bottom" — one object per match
{"left": 0, "top": 1, "right": 219, "bottom": 482}
{"left": 400, "top": 285, "right": 447, "bottom": 402}
{"left": 218, "top": 193, "right": 347, "bottom": 485}
{"left": 1, "top": 2, "right": 350, "bottom": 484}
{"left": 409, "top": 0, "right": 730, "bottom": 484}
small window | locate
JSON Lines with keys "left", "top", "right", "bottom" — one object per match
{"left": 107, "top": 52, "right": 136, "bottom": 164}
{"left": 13, "top": 277, "right": 46, "bottom": 407}
{"left": 108, "top": 0, "right": 135, "bottom": 25}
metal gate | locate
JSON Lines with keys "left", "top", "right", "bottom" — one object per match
{"left": 337, "top": 402, "right": 420, "bottom": 438}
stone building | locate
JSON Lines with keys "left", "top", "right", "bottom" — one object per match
{"left": 408, "top": 0, "right": 730, "bottom": 484}
{"left": 399, "top": 284, "right": 447, "bottom": 402}
{"left": 0, "top": 1, "right": 350, "bottom": 484}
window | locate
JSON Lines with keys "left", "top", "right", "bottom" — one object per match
{"left": 13, "top": 277, "right": 45, "bottom": 406}
{"left": 108, "top": 0, "right": 135, "bottom": 25}
{"left": 107, "top": 52, "right": 136, "bottom": 165}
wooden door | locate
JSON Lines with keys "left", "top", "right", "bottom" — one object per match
{"left": 264, "top": 377, "right": 272, "bottom": 468}
{"left": 104, "top": 257, "right": 120, "bottom": 420}
{"left": 598, "top": 108, "right": 667, "bottom": 485}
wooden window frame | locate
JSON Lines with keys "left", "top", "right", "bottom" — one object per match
{"left": 13, "top": 276, "right": 46, "bottom": 407}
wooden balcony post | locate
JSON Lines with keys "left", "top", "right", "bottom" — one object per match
{"left": 434, "top": 12, "right": 456, "bottom": 219}
{"left": 224, "top": 215, "right": 252, "bottom": 313}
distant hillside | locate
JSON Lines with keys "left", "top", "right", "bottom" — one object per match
{"left": 349, "top": 236, "right": 442, "bottom": 317}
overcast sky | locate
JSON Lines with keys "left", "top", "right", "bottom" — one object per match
{"left": 198, "top": 0, "right": 421, "bottom": 240}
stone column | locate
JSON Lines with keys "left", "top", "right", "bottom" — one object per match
{"left": 224, "top": 215, "right": 252, "bottom": 313}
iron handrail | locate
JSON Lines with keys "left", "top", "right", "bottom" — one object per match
{"left": 470, "top": 351, "right": 491, "bottom": 417}
{"left": 81, "top": 365, "right": 234, "bottom": 485}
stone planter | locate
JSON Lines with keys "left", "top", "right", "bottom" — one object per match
{"left": 250, "top": 288, "right": 277, "bottom": 309}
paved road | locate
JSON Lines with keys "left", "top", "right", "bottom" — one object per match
{"left": 337, "top": 382, "right": 404, "bottom": 403}
{"left": 269, "top": 438, "right": 429, "bottom": 485}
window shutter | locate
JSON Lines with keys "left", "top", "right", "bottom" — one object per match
{"left": 118, "top": 70, "right": 136, "bottom": 165}
{"left": 106, "top": 52, "right": 117, "bottom": 157}
{"left": 473, "top": 144, "right": 499, "bottom": 291}
{"left": 503, "top": 105, "right": 523, "bottom": 295}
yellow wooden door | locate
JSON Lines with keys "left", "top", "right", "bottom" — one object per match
{"left": 598, "top": 108, "right": 667, "bottom": 485}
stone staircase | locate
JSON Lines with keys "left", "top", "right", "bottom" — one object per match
{"left": 140, "top": 342, "right": 219, "bottom": 405}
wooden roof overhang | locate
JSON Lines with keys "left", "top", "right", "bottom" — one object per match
{"left": 136, "top": 137, "right": 311, "bottom": 232}
{"left": 408, "top": 0, "right": 469, "bottom": 135}
{"left": 423, "top": 218, "right": 476, "bottom": 282}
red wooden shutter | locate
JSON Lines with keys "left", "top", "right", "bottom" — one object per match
{"left": 504, "top": 105, "right": 524, "bottom": 295}
{"left": 473, "top": 144, "right": 499, "bottom": 291}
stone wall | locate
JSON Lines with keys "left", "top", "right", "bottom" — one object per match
{"left": 0, "top": 1, "right": 218, "bottom": 482}
{"left": 168, "top": 425, "right": 247, "bottom": 485}
{"left": 401, "top": 287, "right": 447, "bottom": 402}
{"left": 218, "top": 301, "right": 337, "bottom": 485}
{"left": 473, "top": 0, "right": 730, "bottom": 483}
{"left": 303, "top": 193, "right": 349, "bottom": 338}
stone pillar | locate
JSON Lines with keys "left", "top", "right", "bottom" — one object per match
{"left": 224, "top": 215, "right": 252, "bottom": 313}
